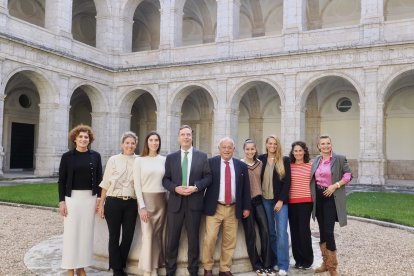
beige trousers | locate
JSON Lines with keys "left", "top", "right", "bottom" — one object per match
{"left": 202, "top": 204, "right": 238, "bottom": 272}
{"left": 138, "top": 192, "right": 167, "bottom": 273}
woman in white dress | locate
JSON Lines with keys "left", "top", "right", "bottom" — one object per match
{"left": 133, "top": 131, "right": 167, "bottom": 276}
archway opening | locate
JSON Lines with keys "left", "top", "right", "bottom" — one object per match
{"left": 237, "top": 81, "right": 281, "bottom": 155}
{"left": 4, "top": 73, "right": 40, "bottom": 171}
{"left": 132, "top": 0, "right": 160, "bottom": 52}
{"left": 130, "top": 92, "right": 157, "bottom": 154}
{"left": 304, "top": 76, "right": 360, "bottom": 176}
{"left": 72, "top": 0, "right": 97, "bottom": 47}
{"left": 384, "top": 71, "right": 414, "bottom": 180}
{"left": 8, "top": 0, "right": 45, "bottom": 27}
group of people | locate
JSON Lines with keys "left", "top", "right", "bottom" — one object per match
{"left": 58, "top": 124, "right": 351, "bottom": 276}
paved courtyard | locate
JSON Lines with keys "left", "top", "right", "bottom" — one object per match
{"left": 0, "top": 177, "right": 413, "bottom": 275}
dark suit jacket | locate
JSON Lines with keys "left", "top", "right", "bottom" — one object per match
{"left": 162, "top": 148, "right": 212, "bottom": 213}
{"left": 258, "top": 154, "right": 291, "bottom": 204}
{"left": 58, "top": 149, "right": 103, "bottom": 202}
{"left": 204, "top": 156, "right": 252, "bottom": 219}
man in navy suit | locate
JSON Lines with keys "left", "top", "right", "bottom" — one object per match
{"left": 202, "top": 137, "right": 252, "bottom": 276}
{"left": 162, "top": 125, "right": 212, "bottom": 276}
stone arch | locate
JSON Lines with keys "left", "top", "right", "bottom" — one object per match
{"left": 72, "top": 0, "right": 97, "bottom": 47}
{"left": 382, "top": 68, "right": 414, "bottom": 180}
{"left": 306, "top": 0, "right": 360, "bottom": 30}
{"left": 301, "top": 73, "right": 361, "bottom": 176}
{"left": 69, "top": 82, "right": 108, "bottom": 113}
{"left": 132, "top": 0, "right": 161, "bottom": 52}
{"left": 299, "top": 72, "right": 363, "bottom": 110}
{"left": 1, "top": 67, "right": 56, "bottom": 103}
{"left": 380, "top": 67, "right": 414, "bottom": 103}
{"left": 230, "top": 77, "right": 285, "bottom": 110}
{"left": 384, "top": 0, "right": 414, "bottom": 21}
{"left": 8, "top": 0, "right": 45, "bottom": 27}
{"left": 230, "top": 78, "right": 284, "bottom": 153}
{"left": 2, "top": 71, "right": 44, "bottom": 171}
{"left": 170, "top": 83, "right": 216, "bottom": 155}
{"left": 117, "top": 87, "right": 158, "bottom": 153}
{"left": 181, "top": 0, "right": 217, "bottom": 46}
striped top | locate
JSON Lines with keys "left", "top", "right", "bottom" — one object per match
{"left": 289, "top": 162, "right": 313, "bottom": 204}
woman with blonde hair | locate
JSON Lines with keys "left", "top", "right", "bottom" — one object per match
{"left": 311, "top": 135, "right": 351, "bottom": 276}
{"left": 98, "top": 131, "right": 138, "bottom": 276}
{"left": 258, "top": 135, "right": 291, "bottom": 276}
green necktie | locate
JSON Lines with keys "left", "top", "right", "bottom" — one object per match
{"left": 182, "top": 151, "right": 189, "bottom": 186}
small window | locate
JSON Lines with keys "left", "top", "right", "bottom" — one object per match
{"left": 19, "top": 94, "right": 31, "bottom": 108}
{"left": 336, "top": 97, "right": 352, "bottom": 112}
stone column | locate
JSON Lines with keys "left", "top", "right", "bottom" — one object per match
{"left": 0, "top": 0, "right": 8, "bottom": 28}
{"left": 358, "top": 67, "right": 385, "bottom": 185}
{"left": 216, "top": 0, "right": 240, "bottom": 58}
{"left": 45, "top": 0, "right": 72, "bottom": 36}
{"left": 96, "top": 11, "right": 133, "bottom": 53}
{"left": 35, "top": 103, "right": 70, "bottom": 176}
{"left": 0, "top": 0, "right": 7, "bottom": 13}
{"left": 0, "top": 95, "right": 5, "bottom": 175}
{"left": 213, "top": 79, "right": 230, "bottom": 155}
{"left": 360, "top": 0, "right": 384, "bottom": 43}
{"left": 45, "top": 0, "right": 73, "bottom": 50}
{"left": 283, "top": 0, "right": 306, "bottom": 51}
{"left": 91, "top": 112, "right": 111, "bottom": 163}
{"left": 248, "top": 117, "right": 263, "bottom": 154}
{"left": 157, "top": 83, "right": 169, "bottom": 154}
{"left": 282, "top": 73, "right": 299, "bottom": 154}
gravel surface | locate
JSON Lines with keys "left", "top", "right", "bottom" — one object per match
{"left": 0, "top": 204, "right": 62, "bottom": 275}
{"left": 1, "top": 204, "right": 414, "bottom": 276}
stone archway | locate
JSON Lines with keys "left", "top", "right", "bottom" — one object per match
{"left": 72, "top": 0, "right": 96, "bottom": 47}
{"left": 303, "top": 75, "right": 360, "bottom": 176}
{"left": 235, "top": 81, "right": 281, "bottom": 155}
{"left": 132, "top": 0, "right": 160, "bottom": 52}
{"left": 8, "top": 0, "right": 45, "bottom": 27}
{"left": 3, "top": 73, "right": 40, "bottom": 171}
{"left": 383, "top": 70, "right": 414, "bottom": 180}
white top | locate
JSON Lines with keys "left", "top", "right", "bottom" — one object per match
{"left": 181, "top": 147, "right": 193, "bottom": 186}
{"left": 133, "top": 155, "right": 166, "bottom": 208}
{"left": 218, "top": 158, "right": 236, "bottom": 203}
{"left": 99, "top": 153, "right": 137, "bottom": 197}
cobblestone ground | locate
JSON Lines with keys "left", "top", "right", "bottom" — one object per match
{"left": 1, "top": 204, "right": 414, "bottom": 276}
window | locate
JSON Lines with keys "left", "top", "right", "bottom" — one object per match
{"left": 336, "top": 97, "right": 352, "bottom": 112}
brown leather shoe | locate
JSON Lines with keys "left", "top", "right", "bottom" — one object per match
{"left": 204, "top": 269, "right": 213, "bottom": 276}
{"left": 218, "top": 272, "right": 233, "bottom": 276}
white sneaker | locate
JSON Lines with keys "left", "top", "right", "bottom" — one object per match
{"left": 278, "top": 269, "right": 288, "bottom": 276}
{"left": 273, "top": 265, "right": 279, "bottom": 271}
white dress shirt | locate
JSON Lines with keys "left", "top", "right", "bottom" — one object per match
{"left": 218, "top": 158, "right": 236, "bottom": 203}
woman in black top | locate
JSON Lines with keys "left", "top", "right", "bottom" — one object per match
{"left": 58, "top": 124, "right": 102, "bottom": 276}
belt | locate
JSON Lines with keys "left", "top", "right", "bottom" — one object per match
{"left": 107, "top": 196, "right": 136, "bottom": 201}
{"left": 218, "top": 201, "right": 235, "bottom": 207}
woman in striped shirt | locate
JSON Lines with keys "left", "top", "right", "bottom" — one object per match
{"left": 288, "top": 141, "right": 313, "bottom": 270}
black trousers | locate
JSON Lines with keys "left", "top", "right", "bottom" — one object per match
{"left": 288, "top": 202, "right": 314, "bottom": 267}
{"left": 315, "top": 187, "right": 337, "bottom": 251}
{"left": 242, "top": 196, "right": 274, "bottom": 270}
{"left": 104, "top": 197, "right": 138, "bottom": 270}
{"left": 165, "top": 197, "right": 201, "bottom": 276}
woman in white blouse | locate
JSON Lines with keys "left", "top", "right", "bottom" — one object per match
{"left": 133, "top": 131, "right": 167, "bottom": 276}
{"left": 98, "top": 131, "right": 138, "bottom": 276}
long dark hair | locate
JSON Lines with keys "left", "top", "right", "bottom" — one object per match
{"left": 140, "top": 131, "right": 161, "bottom": 156}
{"left": 289, "top": 141, "right": 310, "bottom": 163}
